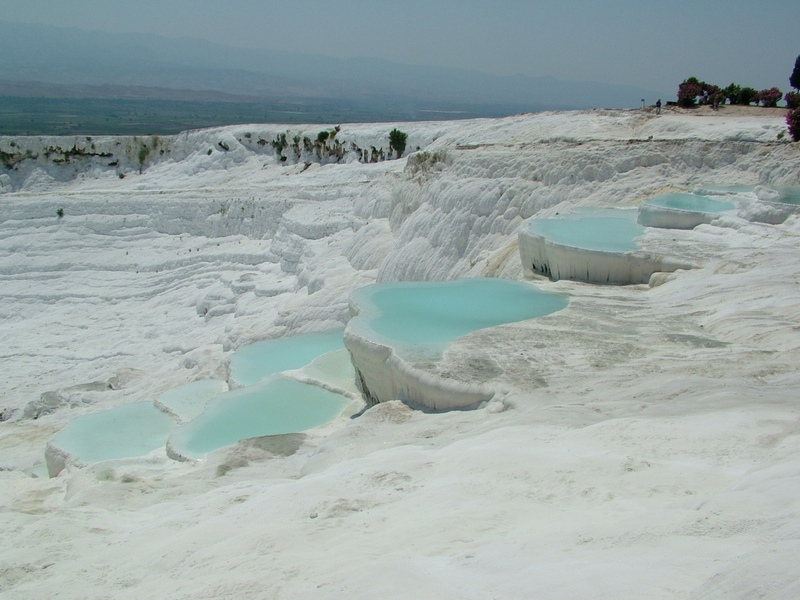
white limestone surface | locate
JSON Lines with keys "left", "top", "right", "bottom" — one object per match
{"left": 343, "top": 326, "right": 497, "bottom": 411}
{"left": 518, "top": 227, "right": 696, "bottom": 284}
{"left": 2, "top": 108, "right": 800, "bottom": 599}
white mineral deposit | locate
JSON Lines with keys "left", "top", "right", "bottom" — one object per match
{"left": 2, "top": 108, "right": 800, "bottom": 599}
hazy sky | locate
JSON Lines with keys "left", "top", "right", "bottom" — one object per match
{"left": 3, "top": 0, "right": 799, "bottom": 97}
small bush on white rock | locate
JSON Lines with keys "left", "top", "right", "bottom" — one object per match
{"left": 389, "top": 128, "right": 408, "bottom": 158}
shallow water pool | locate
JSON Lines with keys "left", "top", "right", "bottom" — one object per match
{"left": 229, "top": 329, "right": 345, "bottom": 386}
{"left": 693, "top": 184, "right": 755, "bottom": 196}
{"left": 155, "top": 379, "right": 228, "bottom": 423}
{"left": 168, "top": 375, "right": 351, "bottom": 459}
{"left": 49, "top": 402, "right": 175, "bottom": 464}
{"left": 775, "top": 188, "right": 800, "bottom": 205}
{"left": 348, "top": 278, "right": 568, "bottom": 353}
{"left": 47, "top": 330, "right": 353, "bottom": 470}
{"left": 528, "top": 211, "right": 644, "bottom": 252}
{"left": 645, "top": 192, "right": 736, "bottom": 213}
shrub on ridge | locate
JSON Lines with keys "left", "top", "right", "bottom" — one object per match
{"left": 787, "top": 108, "right": 800, "bottom": 142}
{"left": 785, "top": 92, "right": 800, "bottom": 109}
{"left": 723, "top": 83, "right": 742, "bottom": 105}
{"left": 677, "top": 77, "right": 704, "bottom": 107}
{"left": 757, "top": 87, "right": 783, "bottom": 108}
{"left": 388, "top": 128, "right": 408, "bottom": 159}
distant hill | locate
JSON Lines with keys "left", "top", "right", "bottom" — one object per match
{"left": 0, "top": 20, "right": 667, "bottom": 117}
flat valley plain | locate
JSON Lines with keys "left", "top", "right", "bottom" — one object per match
{"left": 0, "top": 93, "right": 515, "bottom": 136}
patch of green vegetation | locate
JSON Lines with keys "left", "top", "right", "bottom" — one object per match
{"left": 0, "top": 147, "right": 39, "bottom": 169}
{"left": 45, "top": 143, "right": 112, "bottom": 164}
{"left": 134, "top": 135, "right": 162, "bottom": 172}
{"left": 271, "top": 132, "right": 288, "bottom": 157}
{"left": 137, "top": 144, "right": 149, "bottom": 166}
{"left": 389, "top": 128, "right": 408, "bottom": 158}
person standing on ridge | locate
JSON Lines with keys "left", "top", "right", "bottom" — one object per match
{"left": 655, "top": 99, "right": 662, "bottom": 114}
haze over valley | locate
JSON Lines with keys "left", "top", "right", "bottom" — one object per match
{"left": 0, "top": 20, "right": 669, "bottom": 134}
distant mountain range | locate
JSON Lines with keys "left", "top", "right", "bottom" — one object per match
{"left": 0, "top": 20, "right": 668, "bottom": 118}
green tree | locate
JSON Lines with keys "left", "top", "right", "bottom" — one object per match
{"left": 723, "top": 83, "right": 742, "bottom": 105}
{"left": 739, "top": 87, "right": 758, "bottom": 106}
{"left": 388, "top": 128, "right": 408, "bottom": 159}
{"left": 791, "top": 55, "right": 800, "bottom": 91}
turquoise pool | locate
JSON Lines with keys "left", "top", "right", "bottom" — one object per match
{"left": 46, "top": 329, "right": 353, "bottom": 470}
{"left": 645, "top": 193, "right": 736, "bottom": 213}
{"left": 168, "top": 375, "right": 351, "bottom": 459}
{"left": 349, "top": 278, "right": 568, "bottom": 351}
{"left": 155, "top": 379, "right": 228, "bottom": 423}
{"left": 229, "top": 329, "right": 345, "bottom": 386}
{"left": 776, "top": 188, "right": 800, "bottom": 205}
{"left": 693, "top": 184, "right": 755, "bottom": 195}
{"left": 528, "top": 210, "right": 644, "bottom": 252}
{"left": 49, "top": 402, "right": 175, "bottom": 464}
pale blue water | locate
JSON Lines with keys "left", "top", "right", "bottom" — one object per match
{"left": 229, "top": 329, "right": 345, "bottom": 386}
{"left": 168, "top": 375, "right": 350, "bottom": 458}
{"left": 693, "top": 184, "right": 755, "bottom": 195}
{"left": 349, "top": 278, "right": 568, "bottom": 349}
{"left": 26, "top": 464, "right": 51, "bottom": 479}
{"left": 47, "top": 331, "right": 351, "bottom": 468}
{"left": 50, "top": 402, "right": 175, "bottom": 463}
{"left": 155, "top": 379, "right": 228, "bottom": 423}
{"left": 645, "top": 193, "right": 736, "bottom": 213}
{"left": 529, "top": 211, "right": 644, "bottom": 252}
{"left": 691, "top": 184, "right": 800, "bottom": 206}
{"left": 296, "top": 349, "right": 358, "bottom": 394}
{"left": 776, "top": 188, "right": 800, "bottom": 205}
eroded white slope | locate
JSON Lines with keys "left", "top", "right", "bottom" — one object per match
{"left": 1, "top": 109, "right": 800, "bottom": 599}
